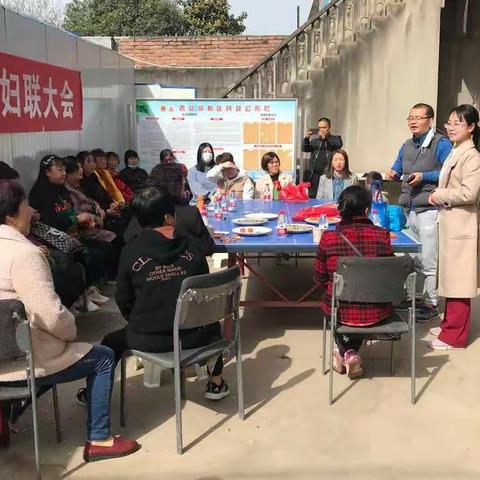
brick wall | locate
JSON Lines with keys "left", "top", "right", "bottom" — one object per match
{"left": 115, "top": 36, "right": 287, "bottom": 68}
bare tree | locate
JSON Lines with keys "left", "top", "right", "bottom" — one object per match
{"left": 1, "top": 0, "right": 64, "bottom": 28}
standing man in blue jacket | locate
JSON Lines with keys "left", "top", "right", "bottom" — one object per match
{"left": 386, "top": 103, "right": 453, "bottom": 321}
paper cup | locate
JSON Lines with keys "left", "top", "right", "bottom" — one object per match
{"left": 313, "top": 227, "right": 324, "bottom": 244}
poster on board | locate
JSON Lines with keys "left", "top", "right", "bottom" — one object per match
{"left": 136, "top": 99, "right": 297, "bottom": 179}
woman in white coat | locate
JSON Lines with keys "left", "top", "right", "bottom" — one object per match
{"left": 254, "top": 152, "right": 294, "bottom": 198}
{"left": 427, "top": 104, "right": 480, "bottom": 350}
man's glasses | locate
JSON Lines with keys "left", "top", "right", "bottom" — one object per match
{"left": 406, "top": 116, "right": 431, "bottom": 122}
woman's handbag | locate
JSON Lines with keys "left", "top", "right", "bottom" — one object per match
{"left": 30, "top": 221, "right": 83, "bottom": 255}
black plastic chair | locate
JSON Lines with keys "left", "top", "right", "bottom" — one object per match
{"left": 119, "top": 266, "right": 244, "bottom": 454}
{"left": 321, "top": 256, "right": 417, "bottom": 405}
{"left": 0, "top": 299, "right": 61, "bottom": 480}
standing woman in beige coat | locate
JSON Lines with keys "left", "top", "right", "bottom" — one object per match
{"left": 427, "top": 104, "right": 480, "bottom": 350}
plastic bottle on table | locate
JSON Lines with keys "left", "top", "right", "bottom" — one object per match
{"left": 273, "top": 181, "right": 281, "bottom": 200}
{"left": 214, "top": 200, "right": 222, "bottom": 219}
{"left": 228, "top": 191, "right": 237, "bottom": 211}
{"left": 263, "top": 184, "right": 272, "bottom": 201}
{"left": 276, "top": 209, "right": 287, "bottom": 236}
{"left": 318, "top": 214, "right": 329, "bottom": 231}
{"left": 371, "top": 209, "right": 382, "bottom": 227}
{"left": 221, "top": 194, "right": 228, "bottom": 213}
{"left": 208, "top": 193, "right": 217, "bottom": 211}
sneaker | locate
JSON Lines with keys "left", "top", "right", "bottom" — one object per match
{"left": 332, "top": 349, "right": 345, "bottom": 374}
{"left": 83, "top": 435, "right": 140, "bottom": 463}
{"left": 204, "top": 379, "right": 230, "bottom": 400}
{"left": 344, "top": 350, "right": 363, "bottom": 379}
{"left": 73, "top": 296, "right": 99, "bottom": 313}
{"left": 76, "top": 388, "right": 87, "bottom": 408}
{"left": 429, "top": 326, "right": 442, "bottom": 337}
{"left": 415, "top": 305, "right": 440, "bottom": 323}
{"left": 425, "top": 338, "right": 464, "bottom": 350}
{"left": 87, "top": 287, "right": 109, "bottom": 305}
{"left": 85, "top": 299, "right": 101, "bottom": 312}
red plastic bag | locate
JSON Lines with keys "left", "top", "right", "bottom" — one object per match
{"left": 292, "top": 203, "right": 340, "bottom": 222}
{"left": 279, "top": 182, "right": 310, "bottom": 202}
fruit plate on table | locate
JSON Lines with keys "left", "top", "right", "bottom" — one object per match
{"left": 233, "top": 217, "right": 269, "bottom": 226}
{"left": 285, "top": 223, "right": 314, "bottom": 234}
{"left": 244, "top": 212, "right": 278, "bottom": 220}
{"left": 304, "top": 216, "right": 341, "bottom": 226}
{"left": 232, "top": 226, "right": 272, "bottom": 236}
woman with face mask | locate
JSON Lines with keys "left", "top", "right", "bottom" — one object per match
{"left": 187, "top": 142, "right": 217, "bottom": 203}
{"left": 118, "top": 150, "right": 149, "bottom": 193}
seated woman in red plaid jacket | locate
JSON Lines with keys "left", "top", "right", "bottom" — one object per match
{"left": 314, "top": 185, "right": 393, "bottom": 378}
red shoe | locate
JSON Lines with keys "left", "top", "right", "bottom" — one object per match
{"left": 83, "top": 435, "right": 140, "bottom": 462}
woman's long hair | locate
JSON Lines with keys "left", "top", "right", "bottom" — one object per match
{"left": 196, "top": 142, "right": 215, "bottom": 172}
{"left": 449, "top": 104, "right": 480, "bottom": 151}
{"left": 325, "top": 149, "right": 353, "bottom": 180}
{"left": 29, "top": 155, "right": 70, "bottom": 207}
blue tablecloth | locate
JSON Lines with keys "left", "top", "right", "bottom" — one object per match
{"left": 209, "top": 200, "right": 420, "bottom": 254}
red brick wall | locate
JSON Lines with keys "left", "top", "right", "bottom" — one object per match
{"left": 116, "top": 36, "right": 287, "bottom": 68}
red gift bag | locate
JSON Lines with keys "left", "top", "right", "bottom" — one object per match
{"left": 279, "top": 182, "right": 310, "bottom": 202}
{"left": 292, "top": 203, "right": 340, "bottom": 222}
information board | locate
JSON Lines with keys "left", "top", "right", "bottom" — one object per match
{"left": 136, "top": 99, "right": 297, "bottom": 178}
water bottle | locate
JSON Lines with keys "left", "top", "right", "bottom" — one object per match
{"left": 207, "top": 193, "right": 216, "bottom": 211}
{"left": 214, "top": 202, "right": 222, "bottom": 219}
{"left": 273, "top": 181, "right": 281, "bottom": 201}
{"left": 221, "top": 195, "right": 228, "bottom": 213}
{"left": 228, "top": 191, "right": 237, "bottom": 211}
{"left": 372, "top": 209, "right": 381, "bottom": 227}
{"left": 264, "top": 184, "right": 272, "bottom": 201}
{"left": 276, "top": 210, "right": 287, "bottom": 236}
{"left": 318, "top": 214, "right": 329, "bottom": 231}
{"left": 201, "top": 207, "right": 209, "bottom": 226}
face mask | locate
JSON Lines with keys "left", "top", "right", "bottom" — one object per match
{"left": 128, "top": 163, "right": 139, "bottom": 169}
{"left": 201, "top": 152, "right": 213, "bottom": 163}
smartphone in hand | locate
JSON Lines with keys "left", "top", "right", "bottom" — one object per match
{"left": 310, "top": 128, "right": 319, "bottom": 135}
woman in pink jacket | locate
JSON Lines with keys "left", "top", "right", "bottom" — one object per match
{"left": 0, "top": 179, "right": 139, "bottom": 462}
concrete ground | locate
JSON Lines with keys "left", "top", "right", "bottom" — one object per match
{"left": 2, "top": 258, "right": 480, "bottom": 480}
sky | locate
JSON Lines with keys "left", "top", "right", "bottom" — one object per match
{"left": 57, "top": 0, "right": 313, "bottom": 36}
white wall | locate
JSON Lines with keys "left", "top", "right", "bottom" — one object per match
{"left": 0, "top": 8, "right": 136, "bottom": 191}
{"left": 300, "top": 0, "right": 444, "bottom": 174}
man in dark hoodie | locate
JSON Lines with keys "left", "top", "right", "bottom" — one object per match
{"left": 98, "top": 187, "right": 229, "bottom": 401}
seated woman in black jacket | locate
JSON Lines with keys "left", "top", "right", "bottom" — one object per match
{"left": 101, "top": 187, "right": 229, "bottom": 400}
{"left": 78, "top": 150, "right": 130, "bottom": 237}
{"left": 124, "top": 162, "right": 216, "bottom": 258}
{"left": 0, "top": 161, "right": 86, "bottom": 310}
{"left": 29, "top": 155, "right": 112, "bottom": 307}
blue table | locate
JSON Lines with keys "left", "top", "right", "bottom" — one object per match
{"left": 209, "top": 200, "right": 420, "bottom": 308}
{"left": 210, "top": 200, "right": 420, "bottom": 254}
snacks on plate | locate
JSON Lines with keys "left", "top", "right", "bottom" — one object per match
{"left": 304, "top": 216, "right": 341, "bottom": 225}
{"left": 233, "top": 217, "right": 269, "bottom": 226}
{"left": 285, "top": 223, "right": 313, "bottom": 233}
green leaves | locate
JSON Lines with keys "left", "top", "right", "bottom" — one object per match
{"left": 64, "top": 0, "right": 187, "bottom": 36}
{"left": 63, "top": 0, "right": 247, "bottom": 37}
{"left": 181, "top": 0, "right": 247, "bottom": 35}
